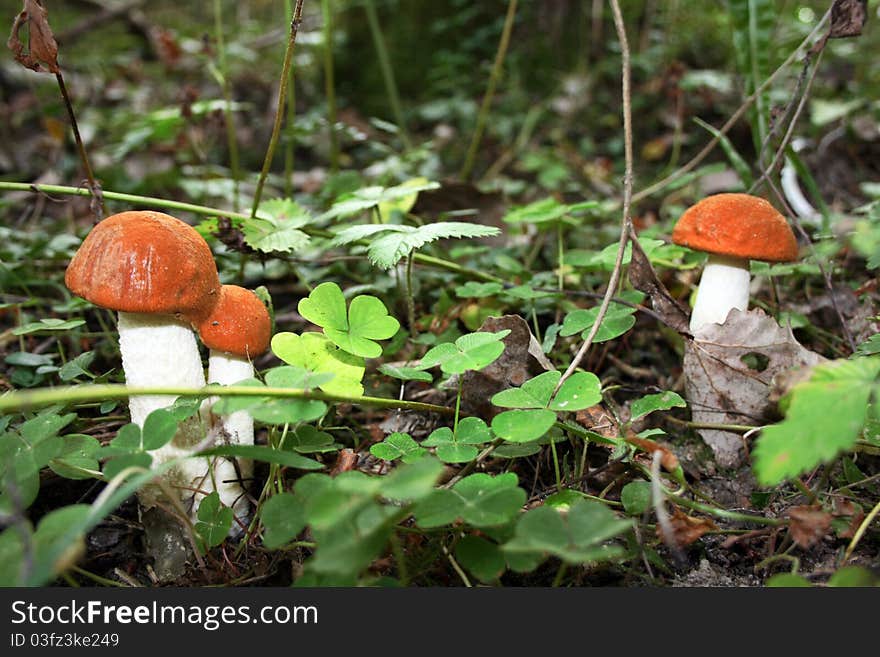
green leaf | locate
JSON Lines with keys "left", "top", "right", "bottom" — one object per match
{"left": 729, "top": 0, "right": 774, "bottom": 152}
{"left": 504, "top": 499, "right": 632, "bottom": 564}
{"left": 284, "top": 425, "right": 339, "bottom": 454}
{"left": 560, "top": 302, "right": 637, "bottom": 343}
{"left": 492, "top": 371, "right": 560, "bottom": 409}
{"left": 298, "top": 282, "right": 399, "bottom": 358}
{"left": 549, "top": 372, "right": 602, "bottom": 412}
{"left": 48, "top": 434, "right": 101, "bottom": 480}
{"left": 264, "top": 365, "right": 334, "bottom": 390}
{"left": 377, "top": 177, "right": 430, "bottom": 221}
{"left": 827, "top": 566, "right": 879, "bottom": 587}
{"left": 455, "top": 282, "right": 504, "bottom": 298}
{"left": 142, "top": 409, "right": 179, "bottom": 451}
{"left": 419, "top": 330, "right": 509, "bottom": 374}
{"left": 380, "top": 456, "right": 444, "bottom": 502}
{"left": 13, "top": 318, "right": 86, "bottom": 335}
{"left": 331, "top": 221, "right": 500, "bottom": 269}
{"left": 491, "top": 409, "right": 557, "bottom": 443}
{"left": 370, "top": 433, "right": 428, "bottom": 463}
{"left": 102, "top": 452, "right": 153, "bottom": 481}
{"left": 241, "top": 199, "right": 311, "bottom": 253}
{"left": 198, "top": 445, "right": 324, "bottom": 470}
{"left": 630, "top": 391, "right": 687, "bottom": 422}
{"left": 322, "top": 180, "right": 440, "bottom": 221}
{"left": 503, "top": 197, "right": 571, "bottom": 225}
{"left": 58, "top": 351, "right": 96, "bottom": 381}
{"left": 271, "top": 331, "right": 366, "bottom": 397}
{"left": 753, "top": 357, "right": 880, "bottom": 486}
{"left": 377, "top": 363, "right": 433, "bottom": 382}
{"left": 260, "top": 492, "right": 307, "bottom": 549}
{"left": 195, "top": 492, "right": 234, "bottom": 552}
{"left": 456, "top": 536, "right": 506, "bottom": 583}
{"left": 414, "top": 473, "right": 526, "bottom": 528}
{"left": 765, "top": 573, "right": 812, "bottom": 587}
{"left": 620, "top": 481, "right": 652, "bottom": 516}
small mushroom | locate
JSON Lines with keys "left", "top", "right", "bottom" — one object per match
{"left": 65, "top": 210, "right": 221, "bottom": 508}
{"left": 671, "top": 193, "right": 799, "bottom": 333}
{"left": 192, "top": 284, "right": 271, "bottom": 521}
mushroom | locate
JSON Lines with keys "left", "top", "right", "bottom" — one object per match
{"left": 65, "top": 210, "right": 221, "bottom": 507}
{"left": 671, "top": 193, "right": 799, "bottom": 333}
{"left": 192, "top": 284, "right": 271, "bottom": 521}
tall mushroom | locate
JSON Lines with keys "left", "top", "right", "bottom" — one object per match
{"left": 192, "top": 284, "right": 271, "bottom": 521}
{"left": 65, "top": 210, "right": 221, "bottom": 507}
{"left": 671, "top": 193, "right": 799, "bottom": 333}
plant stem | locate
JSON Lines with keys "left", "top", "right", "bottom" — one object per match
{"left": 557, "top": 0, "right": 633, "bottom": 389}
{"left": 405, "top": 252, "right": 417, "bottom": 337}
{"left": 55, "top": 72, "right": 105, "bottom": 218}
{"left": 0, "top": 383, "right": 455, "bottom": 416}
{"left": 321, "top": 0, "right": 339, "bottom": 172}
{"left": 213, "top": 0, "right": 242, "bottom": 212}
{"left": 251, "top": 0, "right": 306, "bottom": 218}
{"left": 550, "top": 439, "right": 562, "bottom": 493}
{"left": 459, "top": 0, "right": 518, "bottom": 181}
{"left": 667, "top": 493, "right": 786, "bottom": 527}
{"left": 284, "top": 0, "right": 298, "bottom": 196}
{"left": 363, "top": 0, "right": 411, "bottom": 150}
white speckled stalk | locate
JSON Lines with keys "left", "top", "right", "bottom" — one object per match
{"left": 206, "top": 352, "right": 254, "bottom": 523}
{"left": 116, "top": 312, "right": 210, "bottom": 510}
{"left": 689, "top": 254, "right": 751, "bottom": 334}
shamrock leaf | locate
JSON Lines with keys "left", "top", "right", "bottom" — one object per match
{"left": 298, "top": 282, "right": 399, "bottom": 358}
{"left": 418, "top": 330, "right": 510, "bottom": 375}
{"left": 271, "top": 332, "right": 365, "bottom": 397}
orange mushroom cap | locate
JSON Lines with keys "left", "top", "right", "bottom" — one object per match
{"left": 671, "top": 193, "right": 798, "bottom": 263}
{"left": 195, "top": 285, "right": 271, "bottom": 357}
{"left": 65, "top": 211, "right": 221, "bottom": 322}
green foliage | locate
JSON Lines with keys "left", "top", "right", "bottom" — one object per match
{"left": 629, "top": 391, "right": 686, "bottom": 423}
{"left": 298, "top": 282, "right": 400, "bottom": 358}
{"left": 321, "top": 180, "right": 440, "bottom": 221}
{"left": 504, "top": 499, "right": 632, "bottom": 565}
{"left": 271, "top": 333, "right": 366, "bottom": 397}
{"left": 240, "top": 198, "right": 311, "bottom": 254}
{"left": 195, "top": 492, "right": 234, "bottom": 553}
{"left": 490, "top": 370, "right": 602, "bottom": 442}
{"left": 330, "top": 221, "right": 500, "bottom": 269}
{"left": 418, "top": 330, "right": 510, "bottom": 374}
{"left": 422, "top": 416, "right": 492, "bottom": 463}
{"left": 728, "top": 0, "right": 774, "bottom": 151}
{"left": 370, "top": 432, "right": 428, "bottom": 463}
{"left": 753, "top": 357, "right": 880, "bottom": 486}
{"left": 413, "top": 473, "right": 526, "bottom": 528}
{"left": 559, "top": 295, "right": 641, "bottom": 343}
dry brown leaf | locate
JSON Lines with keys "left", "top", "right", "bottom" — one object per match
{"left": 788, "top": 505, "right": 832, "bottom": 548}
{"left": 683, "top": 308, "right": 825, "bottom": 467}
{"left": 7, "top": 0, "right": 59, "bottom": 74}
{"left": 329, "top": 448, "right": 357, "bottom": 477}
{"left": 829, "top": 0, "right": 868, "bottom": 39}
{"left": 575, "top": 404, "right": 620, "bottom": 440}
{"left": 658, "top": 507, "right": 717, "bottom": 547}
{"left": 831, "top": 498, "right": 865, "bottom": 540}
{"left": 626, "top": 436, "right": 679, "bottom": 471}
{"left": 460, "top": 315, "right": 553, "bottom": 419}
{"left": 628, "top": 235, "right": 691, "bottom": 334}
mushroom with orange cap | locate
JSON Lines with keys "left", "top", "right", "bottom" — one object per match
{"left": 191, "top": 284, "right": 271, "bottom": 520}
{"left": 65, "top": 210, "right": 222, "bottom": 509}
{"left": 671, "top": 193, "right": 799, "bottom": 333}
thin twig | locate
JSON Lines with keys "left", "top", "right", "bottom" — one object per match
{"left": 251, "top": 0, "right": 306, "bottom": 218}
{"left": 459, "top": 0, "right": 518, "bottom": 181}
{"left": 55, "top": 72, "right": 104, "bottom": 219}
{"left": 631, "top": 9, "right": 831, "bottom": 204}
{"left": 557, "top": 0, "right": 633, "bottom": 388}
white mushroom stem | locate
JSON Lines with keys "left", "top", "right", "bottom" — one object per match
{"left": 689, "top": 254, "right": 751, "bottom": 334}
{"left": 116, "top": 312, "right": 211, "bottom": 510}
{"left": 206, "top": 351, "right": 255, "bottom": 523}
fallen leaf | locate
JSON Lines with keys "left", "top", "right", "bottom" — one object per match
{"left": 575, "top": 404, "right": 620, "bottom": 440}
{"left": 788, "top": 505, "right": 832, "bottom": 548}
{"left": 626, "top": 436, "right": 679, "bottom": 471}
{"left": 831, "top": 498, "right": 864, "bottom": 540}
{"left": 829, "top": 0, "right": 868, "bottom": 39}
{"left": 683, "top": 308, "right": 825, "bottom": 467}
{"left": 628, "top": 235, "right": 691, "bottom": 334}
{"left": 8, "top": 0, "right": 60, "bottom": 74}
{"left": 658, "top": 507, "right": 717, "bottom": 547}
{"left": 460, "top": 315, "right": 553, "bottom": 419}
{"left": 329, "top": 448, "right": 357, "bottom": 476}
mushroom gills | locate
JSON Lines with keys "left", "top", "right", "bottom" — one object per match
{"left": 688, "top": 254, "right": 751, "bottom": 333}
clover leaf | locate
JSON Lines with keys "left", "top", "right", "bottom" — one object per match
{"left": 418, "top": 330, "right": 510, "bottom": 375}
{"left": 298, "top": 282, "right": 400, "bottom": 358}
{"left": 271, "top": 331, "right": 366, "bottom": 397}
